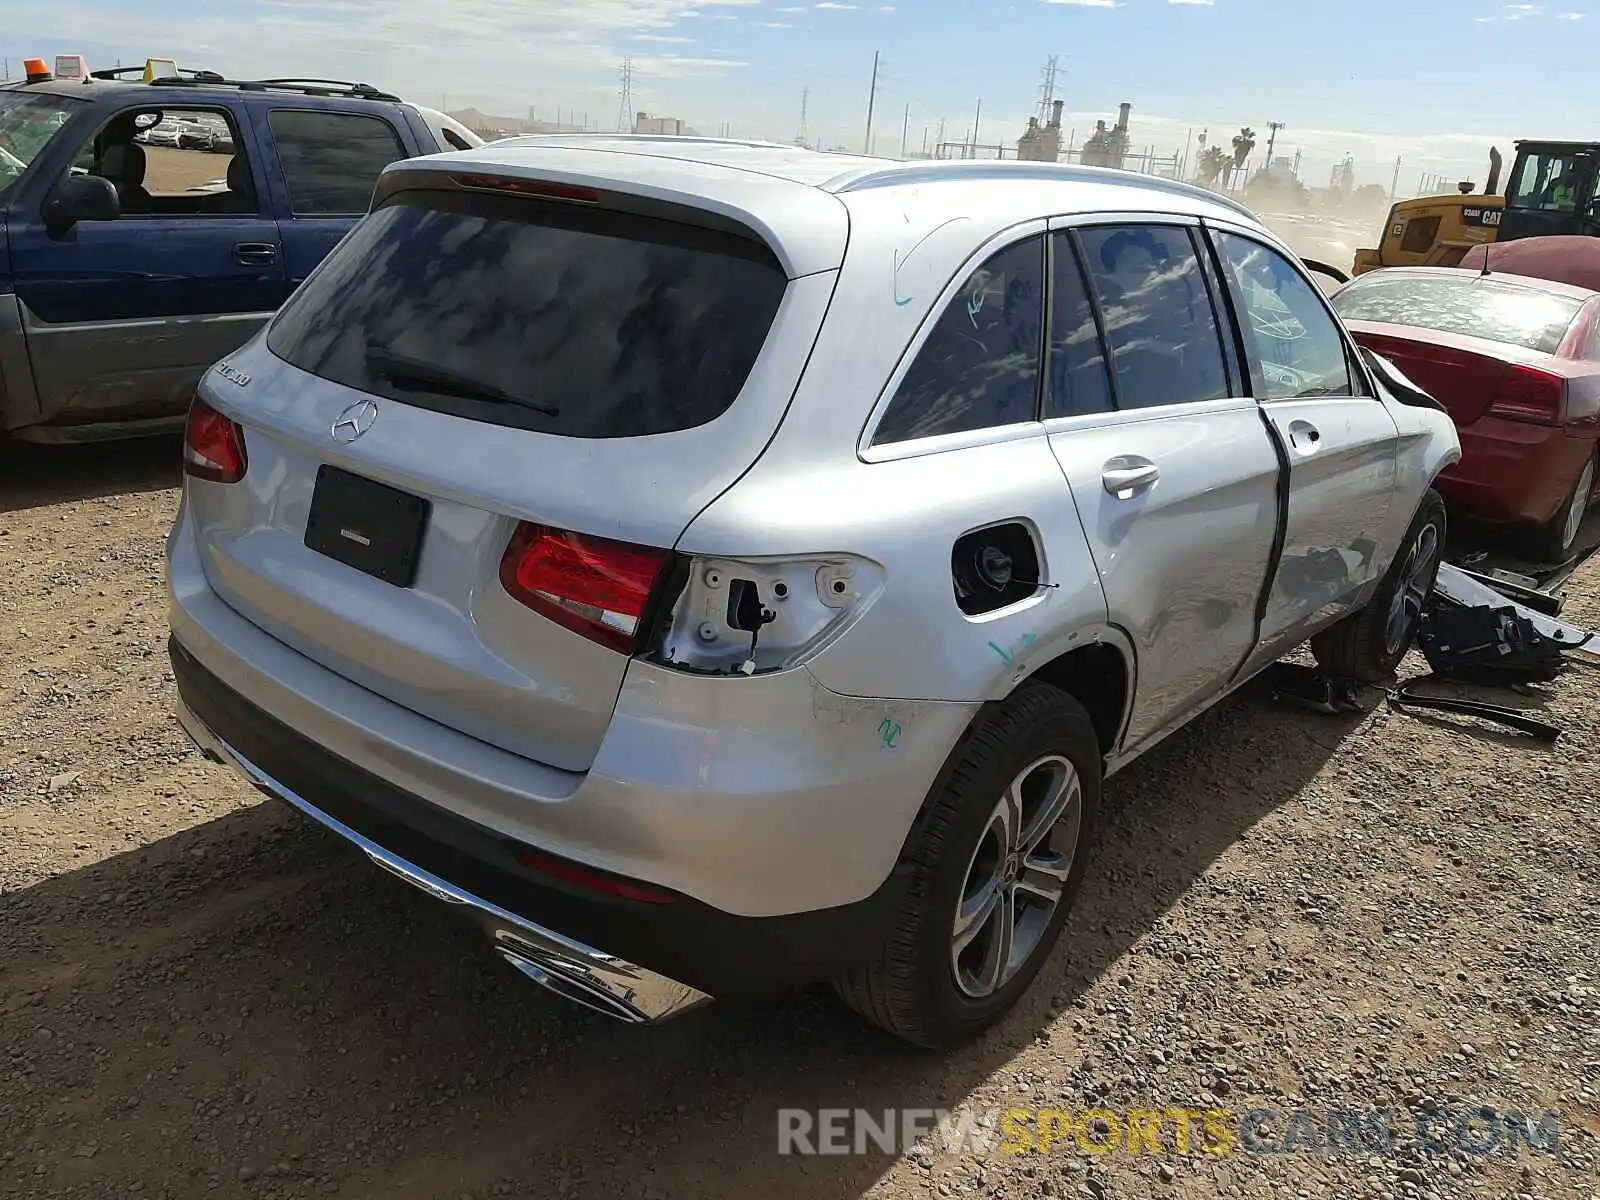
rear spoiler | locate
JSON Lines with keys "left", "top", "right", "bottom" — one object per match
{"left": 1361, "top": 347, "right": 1448, "bottom": 413}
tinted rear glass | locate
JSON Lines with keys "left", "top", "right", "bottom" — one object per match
{"left": 1330, "top": 274, "right": 1583, "bottom": 354}
{"left": 266, "top": 190, "right": 788, "bottom": 438}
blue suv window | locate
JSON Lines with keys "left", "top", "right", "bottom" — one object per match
{"left": 267, "top": 109, "right": 406, "bottom": 216}
{"left": 872, "top": 234, "right": 1046, "bottom": 445}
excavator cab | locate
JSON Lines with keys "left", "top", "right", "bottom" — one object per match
{"left": 1353, "top": 140, "right": 1600, "bottom": 276}
{"left": 1499, "top": 141, "right": 1600, "bottom": 241}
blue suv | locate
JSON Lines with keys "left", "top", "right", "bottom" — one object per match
{"left": 0, "top": 65, "right": 480, "bottom": 443}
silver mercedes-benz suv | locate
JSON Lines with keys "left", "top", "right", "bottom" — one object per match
{"left": 167, "top": 137, "right": 1460, "bottom": 1048}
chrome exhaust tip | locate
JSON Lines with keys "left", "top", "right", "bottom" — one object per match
{"left": 496, "top": 940, "right": 654, "bottom": 1024}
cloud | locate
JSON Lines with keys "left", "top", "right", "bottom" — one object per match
{"left": 1040, "top": 0, "right": 1121, "bottom": 7}
{"left": 1167, "top": 0, "right": 1215, "bottom": 5}
{"left": 814, "top": 1, "right": 857, "bottom": 7}
{"left": 0, "top": 0, "right": 761, "bottom": 105}
{"left": 753, "top": 18, "right": 791, "bottom": 25}
{"left": 632, "top": 33, "right": 695, "bottom": 42}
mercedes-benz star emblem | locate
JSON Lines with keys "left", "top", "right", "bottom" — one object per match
{"left": 330, "top": 399, "right": 379, "bottom": 444}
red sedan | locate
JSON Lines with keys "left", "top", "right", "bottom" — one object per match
{"left": 1329, "top": 266, "right": 1600, "bottom": 562}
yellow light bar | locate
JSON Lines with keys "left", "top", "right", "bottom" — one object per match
{"left": 144, "top": 58, "right": 179, "bottom": 82}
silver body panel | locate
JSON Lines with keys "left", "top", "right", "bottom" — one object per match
{"left": 169, "top": 142, "right": 1460, "bottom": 954}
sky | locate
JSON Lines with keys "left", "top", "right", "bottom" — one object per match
{"left": 0, "top": 0, "right": 1593, "bottom": 191}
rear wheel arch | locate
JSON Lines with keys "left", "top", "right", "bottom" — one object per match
{"left": 888, "top": 633, "right": 1131, "bottom": 875}
{"left": 1019, "top": 641, "right": 1131, "bottom": 760}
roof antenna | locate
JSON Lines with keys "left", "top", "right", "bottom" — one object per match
{"left": 1480, "top": 241, "right": 1492, "bottom": 277}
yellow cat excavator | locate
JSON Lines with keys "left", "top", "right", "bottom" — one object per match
{"left": 1353, "top": 141, "right": 1600, "bottom": 274}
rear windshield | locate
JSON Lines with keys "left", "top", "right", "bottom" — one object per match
{"left": 1330, "top": 274, "right": 1584, "bottom": 354}
{"left": 266, "top": 189, "right": 788, "bottom": 438}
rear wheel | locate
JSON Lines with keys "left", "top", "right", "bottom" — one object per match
{"left": 1311, "top": 489, "right": 1446, "bottom": 682}
{"left": 833, "top": 684, "right": 1101, "bottom": 1048}
{"left": 1526, "top": 451, "right": 1596, "bottom": 565}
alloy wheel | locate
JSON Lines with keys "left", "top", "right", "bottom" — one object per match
{"left": 1561, "top": 456, "right": 1595, "bottom": 557}
{"left": 950, "top": 754, "right": 1083, "bottom": 1000}
{"left": 1384, "top": 520, "right": 1442, "bottom": 658}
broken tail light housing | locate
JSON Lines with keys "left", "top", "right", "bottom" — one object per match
{"left": 182, "top": 396, "right": 248, "bottom": 483}
{"left": 1487, "top": 364, "right": 1566, "bottom": 426}
{"left": 498, "top": 523, "right": 674, "bottom": 654}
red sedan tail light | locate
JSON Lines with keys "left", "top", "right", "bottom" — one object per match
{"left": 183, "top": 396, "right": 248, "bottom": 483}
{"left": 498, "top": 523, "right": 673, "bottom": 654}
{"left": 1487, "top": 364, "right": 1566, "bottom": 426}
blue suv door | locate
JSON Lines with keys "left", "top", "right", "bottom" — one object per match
{"left": 6, "top": 98, "right": 286, "bottom": 427}
{"left": 247, "top": 105, "right": 416, "bottom": 293}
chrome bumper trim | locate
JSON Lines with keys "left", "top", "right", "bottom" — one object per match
{"left": 173, "top": 696, "right": 713, "bottom": 1025}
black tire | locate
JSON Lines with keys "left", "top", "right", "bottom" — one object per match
{"left": 1311, "top": 488, "right": 1446, "bottom": 683}
{"left": 1524, "top": 451, "right": 1596, "bottom": 566}
{"left": 833, "top": 683, "right": 1102, "bottom": 1049}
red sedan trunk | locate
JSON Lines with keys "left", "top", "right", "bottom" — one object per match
{"left": 1345, "top": 319, "right": 1600, "bottom": 534}
{"left": 1347, "top": 323, "right": 1567, "bottom": 427}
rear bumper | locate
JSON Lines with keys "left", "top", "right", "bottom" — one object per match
{"left": 171, "top": 681, "right": 710, "bottom": 1023}
{"left": 1436, "top": 419, "right": 1595, "bottom": 525}
{"left": 169, "top": 635, "right": 910, "bottom": 1006}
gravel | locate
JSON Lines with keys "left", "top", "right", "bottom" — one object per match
{"left": 1, "top": 440, "right": 1596, "bottom": 1199}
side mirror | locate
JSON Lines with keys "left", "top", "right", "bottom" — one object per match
{"left": 41, "top": 174, "right": 120, "bottom": 235}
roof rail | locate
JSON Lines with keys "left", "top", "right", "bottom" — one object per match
{"left": 129, "top": 74, "right": 401, "bottom": 102}
{"left": 90, "top": 65, "right": 223, "bottom": 82}
{"left": 825, "top": 159, "right": 1260, "bottom": 220}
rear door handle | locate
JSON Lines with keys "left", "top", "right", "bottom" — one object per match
{"left": 1102, "top": 458, "right": 1160, "bottom": 496}
{"left": 234, "top": 242, "right": 278, "bottom": 267}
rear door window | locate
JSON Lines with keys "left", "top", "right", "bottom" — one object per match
{"left": 871, "top": 234, "right": 1045, "bottom": 445}
{"left": 1075, "top": 225, "right": 1231, "bottom": 410}
{"left": 1044, "top": 233, "right": 1114, "bottom": 419}
{"left": 266, "top": 109, "right": 408, "bottom": 216}
{"left": 266, "top": 189, "right": 789, "bottom": 438}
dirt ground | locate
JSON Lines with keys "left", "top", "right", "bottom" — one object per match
{"left": 142, "top": 146, "right": 232, "bottom": 195}
{"left": 1, "top": 440, "right": 1597, "bottom": 1200}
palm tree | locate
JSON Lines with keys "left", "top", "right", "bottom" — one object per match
{"left": 1228, "top": 126, "right": 1257, "bottom": 188}
{"left": 1196, "top": 145, "right": 1230, "bottom": 188}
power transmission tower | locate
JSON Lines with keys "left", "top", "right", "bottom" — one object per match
{"left": 864, "top": 50, "right": 880, "bottom": 155}
{"left": 797, "top": 87, "right": 810, "bottom": 146}
{"left": 616, "top": 58, "right": 634, "bottom": 133}
{"left": 1035, "top": 55, "right": 1061, "bottom": 125}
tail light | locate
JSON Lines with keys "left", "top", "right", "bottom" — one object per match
{"left": 498, "top": 523, "right": 673, "bottom": 654}
{"left": 183, "top": 396, "right": 248, "bottom": 483}
{"left": 1487, "top": 364, "right": 1566, "bottom": 426}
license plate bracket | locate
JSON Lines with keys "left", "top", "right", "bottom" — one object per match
{"left": 304, "top": 465, "right": 430, "bottom": 588}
